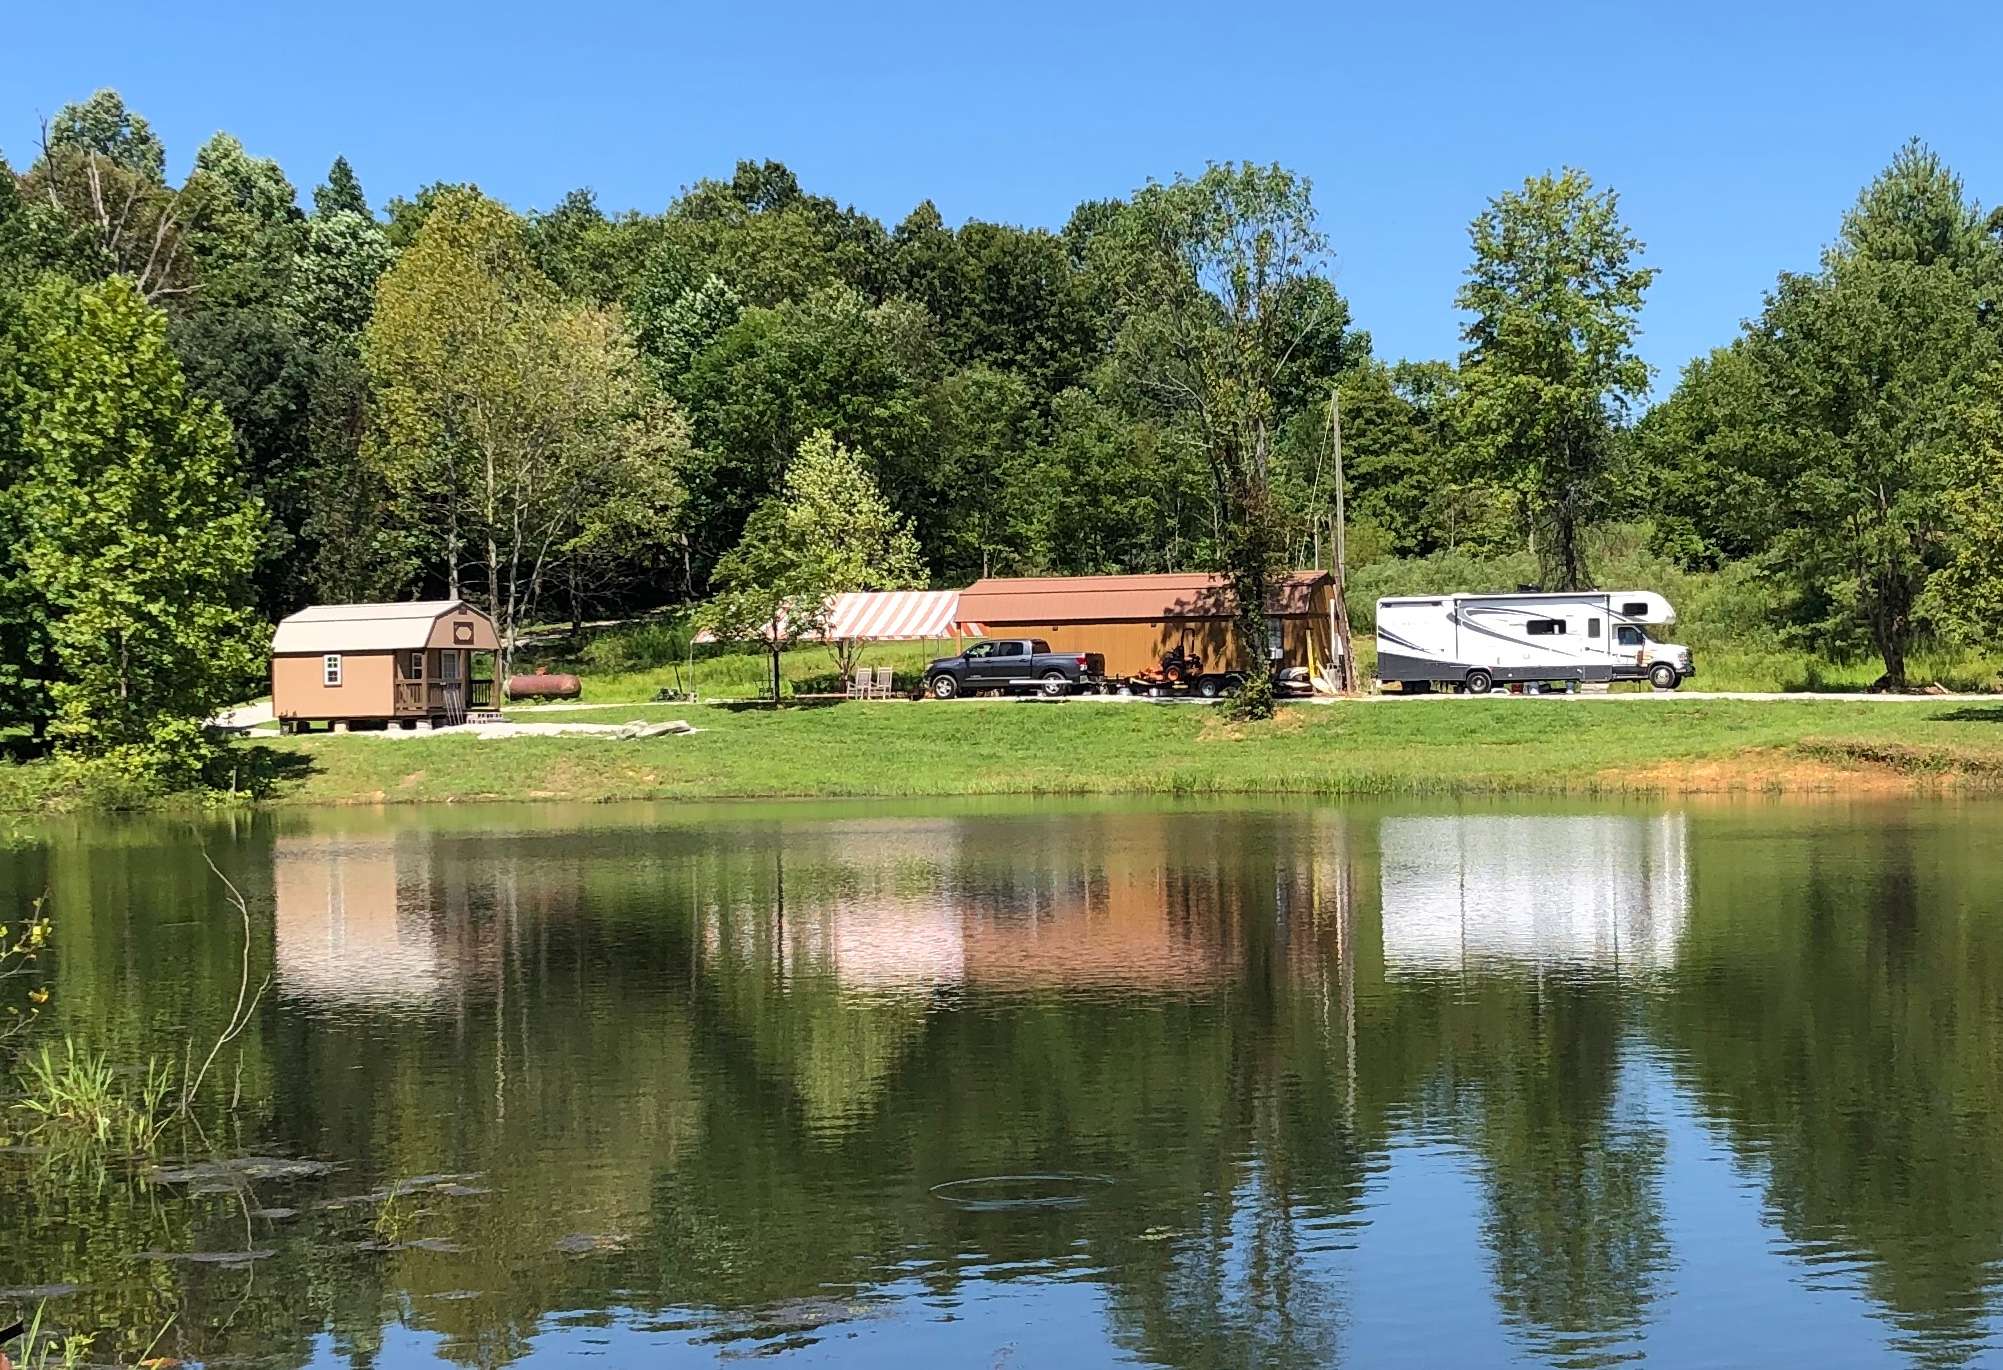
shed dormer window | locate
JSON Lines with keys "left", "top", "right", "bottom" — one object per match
{"left": 323, "top": 654, "right": 342, "bottom": 686}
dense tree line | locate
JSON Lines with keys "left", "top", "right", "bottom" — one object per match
{"left": 3, "top": 90, "right": 2000, "bottom": 774}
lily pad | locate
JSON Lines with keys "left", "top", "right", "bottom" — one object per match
{"left": 150, "top": 1156, "right": 336, "bottom": 1192}
{"left": 135, "top": 1248, "right": 276, "bottom": 1266}
{"left": 554, "top": 1232, "right": 631, "bottom": 1256}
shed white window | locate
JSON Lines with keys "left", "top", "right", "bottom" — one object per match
{"left": 323, "top": 654, "right": 342, "bottom": 686}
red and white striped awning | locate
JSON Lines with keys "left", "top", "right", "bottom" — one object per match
{"left": 826, "top": 590, "right": 977, "bottom": 641}
{"left": 696, "top": 589, "right": 980, "bottom": 644}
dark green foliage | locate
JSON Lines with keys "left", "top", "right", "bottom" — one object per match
{"left": 169, "top": 303, "right": 316, "bottom": 618}
{"left": 312, "top": 155, "right": 369, "bottom": 219}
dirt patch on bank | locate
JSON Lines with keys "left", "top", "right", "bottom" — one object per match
{"left": 1605, "top": 744, "right": 1999, "bottom": 795}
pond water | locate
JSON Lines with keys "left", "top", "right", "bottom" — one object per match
{"left": 4, "top": 797, "right": 2003, "bottom": 1368}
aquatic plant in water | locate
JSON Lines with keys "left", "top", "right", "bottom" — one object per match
{"left": 11, "top": 1040, "right": 175, "bottom": 1154}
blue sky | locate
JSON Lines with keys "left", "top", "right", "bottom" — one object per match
{"left": 10, "top": 0, "right": 1999, "bottom": 389}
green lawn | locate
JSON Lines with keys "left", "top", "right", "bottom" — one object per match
{"left": 12, "top": 695, "right": 2003, "bottom": 813}
{"left": 143, "top": 696, "right": 2003, "bottom": 808}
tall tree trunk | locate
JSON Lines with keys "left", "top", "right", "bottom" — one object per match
{"left": 1228, "top": 425, "right": 1278, "bottom": 721}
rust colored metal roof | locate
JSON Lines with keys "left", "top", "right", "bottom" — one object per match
{"left": 957, "top": 572, "right": 1331, "bottom": 624}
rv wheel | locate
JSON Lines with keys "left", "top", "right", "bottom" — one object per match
{"left": 1649, "top": 664, "right": 1680, "bottom": 691}
{"left": 1465, "top": 669, "right": 1494, "bottom": 695}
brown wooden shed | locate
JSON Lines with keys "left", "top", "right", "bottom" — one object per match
{"left": 955, "top": 572, "right": 1336, "bottom": 679}
{"left": 271, "top": 601, "right": 500, "bottom": 732}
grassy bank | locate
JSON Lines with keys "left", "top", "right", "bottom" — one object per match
{"left": 5, "top": 696, "right": 1996, "bottom": 812}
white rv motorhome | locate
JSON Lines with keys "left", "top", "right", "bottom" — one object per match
{"left": 1374, "top": 590, "right": 1694, "bottom": 693}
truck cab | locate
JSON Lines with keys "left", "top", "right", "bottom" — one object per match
{"left": 1612, "top": 621, "right": 1695, "bottom": 690}
{"left": 925, "top": 639, "right": 1106, "bottom": 698}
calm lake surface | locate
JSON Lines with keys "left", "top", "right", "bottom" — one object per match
{"left": 4, "top": 797, "right": 2003, "bottom": 1368}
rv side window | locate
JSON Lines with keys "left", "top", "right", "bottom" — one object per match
{"left": 1615, "top": 625, "right": 1644, "bottom": 647}
{"left": 1621, "top": 601, "right": 1650, "bottom": 618}
{"left": 1587, "top": 618, "right": 1601, "bottom": 639}
{"left": 1526, "top": 619, "right": 1566, "bottom": 636}
{"left": 323, "top": 654, "right": 342, "bottom": 686}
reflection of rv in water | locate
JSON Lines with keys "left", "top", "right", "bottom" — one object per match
{"left": 1379, "top": 814, "right": 1689, "bottom": 976}
{"left": 1375, "top": 590, "right": 1694, "bottom": 693}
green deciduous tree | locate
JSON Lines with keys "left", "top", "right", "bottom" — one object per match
{"left": 676, "top": 284, "right": 941, "bottom": 578}
{"left": 182, "top": 131, "right": 304, "bottom": 299}
{"left": 1098, "top": 162, "right": 1342, "bottom": 718}
{"left": 1652, "top": 142, "right": 2003, "bottom": 682}
{"left": 366, "top": 188, "right": 687, "bottom": 672}
{"left": 1455, "top": 168, "right": 1654, "bottom": 590}
{"left": 26, "top": 91, "right": 192, "bottom": 302}
{"left": 287, "top": 208, "right": 392, "bottom": 349}
{"left": 1919, "top": 367, "right": 2003, "bottom": 641}
{"left": 44, "top": 90, "right": 165, "bottom": 179}
{"left": 1755, "top": 146, "right": 2001, "bottom": 683}
{"left": 13, "top": 277, "right": 264, "bottom": 778}
{"left": 704, "top": 430, "right": 925, "bottom": 690}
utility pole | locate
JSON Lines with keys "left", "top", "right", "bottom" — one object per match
{"left": 1329, "top": 386, "right": 1358, "bottom": 693}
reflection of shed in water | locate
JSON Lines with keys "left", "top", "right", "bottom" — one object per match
{"left": 701, "top": 859, "right": 1236, "bottom": 996}
{"left": 273, "top": 836, "right": 455, "bottom": 1009}
{"left": 1378, "top": 814, "right": 1689, "bottom": 975}
{"left": 959, "top": 865, "right": 1238, "bottom": 990}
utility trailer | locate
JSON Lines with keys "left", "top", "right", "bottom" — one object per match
{"left": 1375, "top": 590, "right": 1694, "bottom": 694}
{"left": 1107, "top": 646, "right": 1243, "bottom": 699}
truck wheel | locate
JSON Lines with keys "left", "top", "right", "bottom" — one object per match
{"left": 1465, "top": 669, "right": 1494, "bottom": 695}
{"left": 930, "top": 674, "right": 959, "bottom": 700}
{"left": 1040, "top": 670, "right": 1070, "bottom": 697}
{"left": 1649, "top": 664, "right": 1681, "bottom": 691}
{"left": 1196, "top": 675, "right": 1222, "bottom": 699}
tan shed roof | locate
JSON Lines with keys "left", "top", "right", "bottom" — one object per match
{"left": 272, "top": 600, "right": 488, "bottom": 654}
{"left": 958, "top": 572, "right": 1331, "bottom": 624}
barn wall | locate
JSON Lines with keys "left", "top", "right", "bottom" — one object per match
{"left": 983, "top": 614, "right": 1326, "bottom": 678}
{"left": 273, "top": 651, "right": 396, "bottom": 720}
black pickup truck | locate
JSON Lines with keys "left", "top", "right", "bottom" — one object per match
{"left": 924, "top": 639, "right": 1107, "bottom": 698}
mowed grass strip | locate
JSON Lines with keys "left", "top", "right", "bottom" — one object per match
{"left": 219, "top": 697, "right": 2003, "bottom": 807}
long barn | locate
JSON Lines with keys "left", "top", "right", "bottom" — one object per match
{"left": 954, "top": 572, "right": 1336, "bottom": 681}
